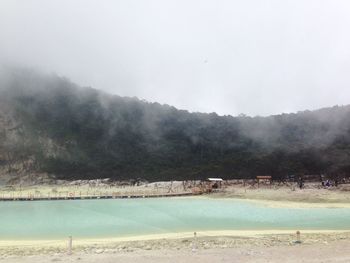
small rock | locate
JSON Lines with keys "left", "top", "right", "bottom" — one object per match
{"left": 203, "top": 243, "right": 210, "bottom": 249}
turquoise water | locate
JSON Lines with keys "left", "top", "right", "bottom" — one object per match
{"left": 1, "top": 197, "right": 350, "bottom": 240}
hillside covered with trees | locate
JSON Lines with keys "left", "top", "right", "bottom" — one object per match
{"left": 1, "top": 68, "right": 350, "bottom": 182}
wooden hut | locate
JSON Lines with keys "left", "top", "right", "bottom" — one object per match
{"left": 207, "top": 178, "right": 223, "bottom": 191}
{"left": 256, "top": 176, "right": 272, "bottom": 187}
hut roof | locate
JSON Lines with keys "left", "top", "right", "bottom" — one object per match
{"left": 207, "top": 178, "right": 223, "bottom": 182}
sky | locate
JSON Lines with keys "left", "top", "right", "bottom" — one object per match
{"left": 0, "top": 0, "right": 350, "bottom": 116}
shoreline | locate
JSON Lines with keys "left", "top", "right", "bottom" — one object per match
{"left": 1, "top": 229, "right": 350, "bottom": 248}
{"left": 1, "top": 183, "right": 350, "bottom": 209}
{"left": 1, "top": 181, "right": 350, "bottom": 203}
{"left": 206, "top": 195, "right": 350, "bottom": 208}
{"left": 1, "top": 193, "right": 350, "bottom": 209}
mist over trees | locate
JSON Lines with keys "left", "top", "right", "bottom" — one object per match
{"left": 1, "top": 68, "right": 350, "bottom": 181}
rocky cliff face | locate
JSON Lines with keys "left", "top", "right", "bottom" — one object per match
{"left": 0, "top": 102, "right": 56, "bottom": 185}
{"left": 1, "top": 68, "right": 350, "bottom": 184}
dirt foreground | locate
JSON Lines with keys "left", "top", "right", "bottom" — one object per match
{"left": 1, "top": 239, "right": 350, "bottom": 263}
{"left": 1, "top": 232, "right": 350, "bottom": 263}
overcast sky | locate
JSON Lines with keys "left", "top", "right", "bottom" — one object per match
{"left": 1, "top": 0, "right": 350, "bottom": 116}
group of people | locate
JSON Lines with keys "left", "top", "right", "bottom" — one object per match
{"left": 297, "top": 177, "right": 342, "bottom": 189}
{"left": 321, "top": 179, "right": 338, "bottom": 188}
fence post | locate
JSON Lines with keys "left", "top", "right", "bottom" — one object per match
{"left": 68, "top": 236, "right": 73, "bottom": 255}
{"left": 192, "top": 232, "right": 198, "bottom": 252}
{"left": 296, "top": 231, "right": 301, "bottom": 243}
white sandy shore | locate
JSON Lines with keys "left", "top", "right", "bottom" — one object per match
{"left": 209, "top": 196, "right": 350, "bottom": 208}
{"left": 1, "top": 230, "right": 350, "bottom": 248}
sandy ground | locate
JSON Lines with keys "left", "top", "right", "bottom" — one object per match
{"left": 1, "top": 181, "right": 349, "bottom": 202}
{"left": 2, "top": 238, "right": 350, "bottom": 263}
{"left": 216, "top": 183, "right": 350, "bottom": 203}
{"left": 1, "top": 232, "right": 350, "bottom": 262}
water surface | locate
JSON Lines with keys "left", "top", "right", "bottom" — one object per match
{"left": 1, "top": 197, "right": 350, "bottom": 240}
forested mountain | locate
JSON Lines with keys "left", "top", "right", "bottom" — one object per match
{"left": 1, "top": 68, "right": 350, "bottom": 182}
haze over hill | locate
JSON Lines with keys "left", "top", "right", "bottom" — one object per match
{"left": 0, "top": 68, "right": 349, "bottom": 183}
{"left": 2, "top": 0, "right": 350, "bottom": 116}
